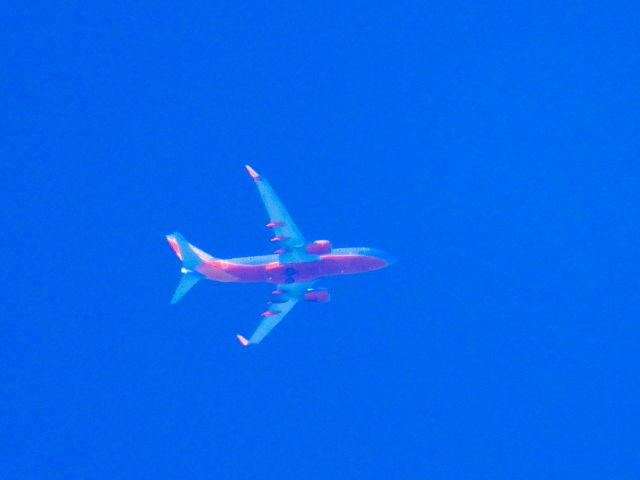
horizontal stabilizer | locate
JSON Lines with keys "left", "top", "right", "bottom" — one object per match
{"left": 171, "top": 271, "right": 202, "bottom": 304}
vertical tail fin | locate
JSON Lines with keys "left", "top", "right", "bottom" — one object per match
{"left": 166, "top": 232, "right": 204, "bottom": 303}
{"left": 167, "top": 232, "right": 203, "bottom": 269}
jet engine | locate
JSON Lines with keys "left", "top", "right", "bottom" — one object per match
{"left": 306, "top": 240, "right": 332, "bottom": 255}
{"left": 303, "top": 287, "right": 330, "bottom": 303}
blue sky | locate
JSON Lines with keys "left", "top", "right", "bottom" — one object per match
{"left": 2, "top": 2, "right": 639, "bottom": 478}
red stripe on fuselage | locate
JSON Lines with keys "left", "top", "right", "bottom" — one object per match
{"left": 196, "top": 254, "right": 389, "bottom": 284}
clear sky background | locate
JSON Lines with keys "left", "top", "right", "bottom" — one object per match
{"left": 2, "top": 2, "right": 639, "bottom": 478}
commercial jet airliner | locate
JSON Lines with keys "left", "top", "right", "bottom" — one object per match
{"left": 167, "top": 165, "right": 396, "bottom": 346}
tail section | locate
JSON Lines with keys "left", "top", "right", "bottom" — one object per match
{"left": 167, "top": 232, "right": 204, "bottom": 269}
{"left": 171, "top": 270, "right": 202, "bottom": 304}
{"left": 166, "top": 232, "right": 206, "bottom": 304}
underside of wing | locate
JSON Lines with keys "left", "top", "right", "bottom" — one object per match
{"left": 237, "top": 281, "right": 314, "bottom": 346}
{"left": 245, "top": 165, "right": 317, "bottom": 264}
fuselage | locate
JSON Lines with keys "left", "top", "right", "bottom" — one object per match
{"left": 194, "top": 247, "right": 396, "bottom": 285}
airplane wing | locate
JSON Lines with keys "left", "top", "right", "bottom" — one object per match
{"left": 245, "top": 165, "right": 317, "bottom": 264}
{"left": 237, "top": 281, "right": 314, "bottom": 346}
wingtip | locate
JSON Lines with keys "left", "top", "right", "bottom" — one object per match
{"left": 236, "top": 335, "right": 251, "bottom": 346}
{"left": 245, "top": 165, "right": 260, "bottom": 180}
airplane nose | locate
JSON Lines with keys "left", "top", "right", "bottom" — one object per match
{"left": 371, "top": 249, "right": 397, "bottom": 265}
{"left": 383, "top": 252, "right": 398, "bottom": 265}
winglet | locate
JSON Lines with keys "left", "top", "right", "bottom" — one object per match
{"left": 245, "top": 165, "right": 260, "bottom": 180}
{"left": 236, "top": 335, "right": 251, "bottom": 346}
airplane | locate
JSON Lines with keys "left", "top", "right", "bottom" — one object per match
{"left": 166, "top": 165, "right": 396, "bottom": 346}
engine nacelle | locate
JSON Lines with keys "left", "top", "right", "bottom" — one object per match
{"left": 306, "top": 240, "right": 332, "bottom": 255}
{"left": 303, "top": 287, "right": 330, "bottom": 303}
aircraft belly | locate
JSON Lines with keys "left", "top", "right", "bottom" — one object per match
{"left": 319, "top": 255, "right": 388, "bottom": 275}
{"left": 201, "top": 254, "right": 388, "bottom": 285}
{"left": 224, "top": 264, "right": 274, "bottom": 283}
{"left": 226, "top": 261, "right": 325, "bottom": 284}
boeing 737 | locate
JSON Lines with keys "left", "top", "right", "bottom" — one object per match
{"left": 167, "top": 165, "right": 396, "bottom": 346}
